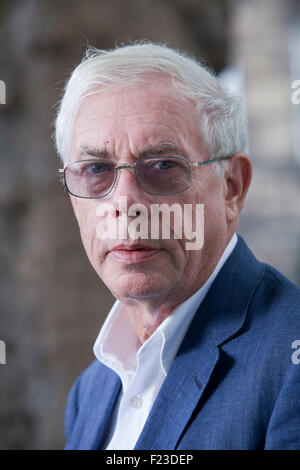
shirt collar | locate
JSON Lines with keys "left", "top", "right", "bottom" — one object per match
{"left": 93, "top": 233, "right": 238, "bottom": 380}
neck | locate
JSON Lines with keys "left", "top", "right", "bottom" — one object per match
{"left": 116, "top": 232, "right": 237, "bottom": 344}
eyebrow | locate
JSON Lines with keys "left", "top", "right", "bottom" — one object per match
{"left": 141, "top": 141, "right": 183, "bottom": 157}
{"left": 78, "top": 140, "right": 184, "bottom": 160}
{"left": 78, "top": 146, "right": 109, "bottom": 159}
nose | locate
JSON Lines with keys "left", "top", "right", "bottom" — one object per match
{"left": 107, "top": 165, "right": 148, "bottom": 217}
{"left": 114, "top": 165, "right": 141, "bottom": 195}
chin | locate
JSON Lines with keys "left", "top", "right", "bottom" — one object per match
{"left": 105, "top": 271, "right": 172, "bottom": 300}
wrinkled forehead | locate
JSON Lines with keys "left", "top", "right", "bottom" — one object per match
{"left": 69, "top": 78, "right": 204, "bottom": 162}
{"left": 76, "top": 75, "right": 195, "bottom": 117}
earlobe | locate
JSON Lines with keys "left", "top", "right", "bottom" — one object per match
{"left": 224, "top": 153, "right": 252, "bottom": 223}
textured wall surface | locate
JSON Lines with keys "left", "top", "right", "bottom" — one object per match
{"left": 234, "top": 0, "right": 300, "bottom": 285}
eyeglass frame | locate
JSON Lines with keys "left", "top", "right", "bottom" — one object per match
{"left": 58, "top": 154, "right": 232, "bottom": 199}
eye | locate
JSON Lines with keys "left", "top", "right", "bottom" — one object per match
{"left": 84, "top": 162, "right": 112, "bottom": 175}
{"left": 152, "top": 160, "right": 178, "bottom": 170}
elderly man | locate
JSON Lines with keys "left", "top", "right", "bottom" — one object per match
{"left": 55, "top": 42, "right": 300, "bottom": 450}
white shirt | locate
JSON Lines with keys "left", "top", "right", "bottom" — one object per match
{"left": 93, "top": 233, "right": 238, "bottom": 450}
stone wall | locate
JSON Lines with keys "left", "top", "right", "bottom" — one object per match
{"left": 230, "top": 0, "right": 300, "bottom": 284}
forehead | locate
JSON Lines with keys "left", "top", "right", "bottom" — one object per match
{"left": 70, "top": 78, "right": 204, "bottom": 158}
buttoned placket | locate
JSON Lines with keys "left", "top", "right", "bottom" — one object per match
{"left": 106, "top": 329, "right": 166, "bottom": 449}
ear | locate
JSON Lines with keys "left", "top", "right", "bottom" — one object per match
{"left": 223, "top": 152, "right": 252, "bottom": 223}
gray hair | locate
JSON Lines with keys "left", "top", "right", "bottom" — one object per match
{"left": 54, "top": 41, "right": 247, "bottom": 175}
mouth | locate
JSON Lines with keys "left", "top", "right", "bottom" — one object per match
{"left": 109, "top": 244, "right": 162, "bottom": 263}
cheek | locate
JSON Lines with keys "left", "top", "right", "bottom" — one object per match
{"left": 188, "top": 181, "right": 226, "bottom": 241}
{"left": 76, "top": 204, "right": 99, "bottom": 251}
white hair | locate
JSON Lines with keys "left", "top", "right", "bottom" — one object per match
{"left": 54, "top": 41, "right": 247, "bottom": 175}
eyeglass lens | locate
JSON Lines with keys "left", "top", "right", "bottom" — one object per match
{"left": 65, "top": 157, "right": 191, "bottom": 198}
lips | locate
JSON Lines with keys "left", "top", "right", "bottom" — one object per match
{"left": 109, "top": 243, "right": 161, "bottom": 263}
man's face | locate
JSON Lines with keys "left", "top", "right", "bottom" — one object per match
{"left": 69, "top": 78, "right": 229, "bottom": 307}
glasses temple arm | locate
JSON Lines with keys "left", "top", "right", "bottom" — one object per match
{"left": 190, "top": 155, "right": 232, "bottom": 167}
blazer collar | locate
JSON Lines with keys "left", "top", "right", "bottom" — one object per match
{"left": 134, "top": 235, "right": 266, "bottom": 449}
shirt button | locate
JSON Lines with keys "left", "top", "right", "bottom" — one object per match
{"left": 130, "top": 395, "right": 143, "bottom": 409}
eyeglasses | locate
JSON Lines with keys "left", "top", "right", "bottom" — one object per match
{"left": 58, "top": 155, "right": 231, "bottom": 199}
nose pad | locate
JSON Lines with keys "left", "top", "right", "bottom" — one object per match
{"left": 112, "top": 166, "right": 142, "bottom": 195}
{"left": 109, "top": 166, "right": 146, "bottom": 220}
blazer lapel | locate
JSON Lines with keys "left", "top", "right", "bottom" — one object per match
{"left": 134, "top": 335, "right": 220, "bottom": 449}
{"left": 134, "top": 235, "right": 265, "bottom": 450}
{"left": 77, "top": 365, "right": 122, "bottom": 450}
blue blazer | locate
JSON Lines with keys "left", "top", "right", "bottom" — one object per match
{"left": 64, "top": 235, "right": 300, "bottom": 450}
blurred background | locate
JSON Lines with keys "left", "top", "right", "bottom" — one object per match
{"left": 0, "top": 0, "right": 300, "bottom": 450}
